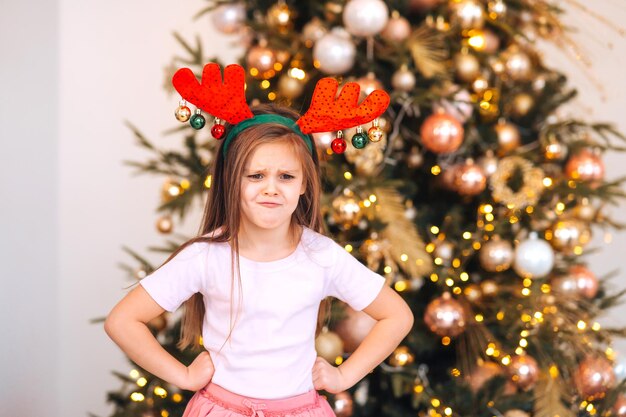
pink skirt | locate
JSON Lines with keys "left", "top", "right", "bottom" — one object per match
{"left": 182, "top": 383, "right": 336, "bottom": 417}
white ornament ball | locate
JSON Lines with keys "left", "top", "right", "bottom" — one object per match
{"left": 513, "top": 232, "right": 555, "bottom": 278}
{"left": 211, "top": 3, "right": 246, "bottom": 34}
{"left": 433, "top": 89, "right": 473, "bottom": 123}
{"left": 392, "top": 66, "right": 416, "bottom": 92}
{"left": 343, "top": 0, "right": 389, "bottom": 37}
{"left": 303, "top": 18, "right": 327, "bottom": 44}
{"left": 381, "top": 14, "right": 411, "bottom": 42}
{"left": 313, "top": 28, "right": 356, "bottom": 74}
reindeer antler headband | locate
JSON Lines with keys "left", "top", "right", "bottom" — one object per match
{"left": 172, "top": 63, "right": 390, "bottom": 156}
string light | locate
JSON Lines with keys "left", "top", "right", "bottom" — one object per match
{"left": 369, "top": 194, "right": 377, "bottom": 202}
{"left": 344, "top": 171, "right": 353, "bottom": 180}
{"left": 137, "top": 377, "right": 147, "bottom": 387}
{"left": 401, "top": 254, "right": 409, "bottom": 262}
{"left": 204, "top": 175, "right": 212, "bottom": 188}
{"left": 129, "top": 369, "right": 140, "bottom": 379}
{"left": 431, "top": 226, "right": 440, "bottom": 234}
{"left": 154, "top": 386, "right": 168, "bottom": 398}
{"left": 442, "top": 336, "right": 451, "bottom": 346}
{"left": 431, "top": 165, "right": 442, "bottom": 175}
{"left": 459, "top": 272, "right": 469, "bottom": 281}
{"left": 384, "top": 266, "right": 393, "bottom": 274}
{"left": 430, "top": 273, "right": 439, "bottom": 282}
{"left": 344, "top": 244, "right": 353, "bottom": 252}
{"left": 130, "top": 392, "right": 145, "bottom": 402}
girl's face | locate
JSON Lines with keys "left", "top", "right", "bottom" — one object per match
{"left": 239, "top": 141, "right": 306, "bottom": 234}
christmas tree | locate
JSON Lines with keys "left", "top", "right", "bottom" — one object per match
{"left": 106, "top": 1, "right": 626, "bottom": 417}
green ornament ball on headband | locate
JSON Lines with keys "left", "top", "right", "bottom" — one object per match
{"left": 222, "top": 114, "right": 314, "bottom": 158}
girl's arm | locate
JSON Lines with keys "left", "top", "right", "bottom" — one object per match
{"left": 312, "top": 285, "right": 414, "bottom": 393}
{"left": 104, "top": 285, "right": 214, "bottom": 391}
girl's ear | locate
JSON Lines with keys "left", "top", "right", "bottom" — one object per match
{"left": 300, "top": 181, "right": 306, "bottom": 195}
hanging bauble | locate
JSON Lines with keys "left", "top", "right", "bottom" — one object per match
{"left": 356, "top": 72, "right": 384, "bottom": 99}
{"left": 388, "top": 346, "right": 415, "bottom": 367}
{"left": 331, "top": 137, "right": 348, "bottom": 154}
{"left": 315, "top": 328, "right": 344, "bottom": 363}
{"left": 543, "top": 141, "right": 568, "bottom": 161}
{"left": 546, "top": 219, "right": 591, "bottom": 254}
{"left": 487, "top": 0, "right": 507, "bottom": 18}
{"left": 479, "top": 237, "right": 514, "bottom": 272}
{"left": 551, "top": 265, "right": 598, "bottom": 299}
{"left": 211, "top": 3, "right": 246, "bottom": 34}
{"left": 343, "top": 0, "right": 389, "bottom": 37}
{"left": 454, "top": 160, "right": 487, "bottom": 196}
{"left": 381, "top": 12, "right": 411, "bottom": 42}
{"left": 471, "top": 75, "right": 489, "bottom": 94}
{"left": 510, "top": 93, "right": 534, "bottom": 117}
{"left": 614, "top": 395, "right": 626, "bottom": 417}
{"left": 478, "top": 150, "right": 498, "bottom": 176}
{"left": 451, "top": 0, "right": 485, "bottom": 30}
{"left": 351, "top": 127, "right": 369, "bottom": 149}
{"left": 494, "top": 119, "right": 521, "bottom": 155}
{"left": 438, "top": 163, "right": 461, "bottom": 191}
{"left": 480, "top": 280, "right": 499, "bottom": 297}
{"left": 332, "top": 192, "right": 363, "bottom": 228}
{"left": 464, "top": 284, "right": 482, "bottom": 303}
{"left": 211, "top": 118, "right": 225, "bottom": 139}
{"left": 344, "top": 128, "right": 385, "bottom": 175}
{"left": 278, "top": 73, "right": 305, "bottom": 99}
{"left": 565, "top": 149, "right": 604, "bottom": 183}
{"left": 175, "top": 102, "right": 191, "bottom": 122}
{"left": 409, "top": 0, "right": 441, "bottom": 13}
{"left": 267, "top": 2, "right": 294, "bottom": 32}
{"left": 513, "top": 232, "right": 554, "bottom": 278}
{"left": 189, "top": 109, "right": 206, "bottom": 130}
{"left": 420, "top": 110, "right": 465, "bottom": 154}
{"left": 482, "top": 29, "right": 501, "bottom": 54}
{"left": 433, "top": 88, "right": 473, "bottom": 123}
{"left": 574, "top": 356, "right": 615, "bottom": 398}
{"left": 313, "top": 28, "right": 356, "bottom": 74}
{"left": 467, "top": 361, "right": 504, "bottom": 392}
{"left": 331, "top": 391, "right": 354, "bottom": 417}
{"left": 507, "top": 354, "right": 539, "bottom": 390}
{"left": 502, "top": 46, "right": 533, "bottom": 81}
{"left": 147, "top": 313, "right": 168, "bottom": 333}
{"left": 246, "top": 44, "right": 276, "bottom": 73}
{"left": 391, "top": 65, "right": 416, "bottom": 92}
{"left": 478, "top": 87, "right": 501, "bottom": 120}
{"left": 573, "top": 198, "right": 595, "bottom": 221}
{"left": 367, "top": 120, "right": 384, "bottom": 142}
{"left": 335, "top": 306, "right": 377, "bottom": 353}
{"left": 434, "top": 241, "right": 455, "bottom": 264}
{"left": 424, "top": 293, "right": 467, "bottom": 337}
{"left": 156, "top": 215, "right": 173, "bottom": 234}
{"left": 162, "top": 178, "right": 183, "bottom": 202}
{"left": 408, "top": 148, "right": 424, "bottom": 168}
{"left": 302, "top": 18, "right": 328, "bottom": 46}
{"left": 454, "top": 51, "right": 481, "bottom": 82}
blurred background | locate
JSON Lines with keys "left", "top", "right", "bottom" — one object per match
{"left": 1, "top": 0, "right": 626, "bottom": 416}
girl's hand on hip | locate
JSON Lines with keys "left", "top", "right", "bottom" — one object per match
{"left": 312, "top": 356, "right": 348, "bottom": 393}
{"left": 182, "top": 351, "right": 215, "bottom": 391}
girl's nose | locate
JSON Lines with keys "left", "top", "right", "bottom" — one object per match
{"left": 263, "top": 178, "right": 278, "bottom": 195}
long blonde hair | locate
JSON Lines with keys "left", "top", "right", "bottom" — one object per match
{"left": 160, "top": 104, "right": 326, "bottom": 350}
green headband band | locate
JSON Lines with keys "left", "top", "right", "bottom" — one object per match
{"left": 222, "top": 114, "right": 314, "bottom": 158}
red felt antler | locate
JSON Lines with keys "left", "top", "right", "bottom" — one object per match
{"left": 296, "top": 78, "right": 390, "bottom": 134}
{"left": 172, "top": 63, "right": 254, "bottom": 125}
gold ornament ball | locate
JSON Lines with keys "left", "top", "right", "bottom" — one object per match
{"left": 388, "top": 346, "right": 415, "bottom": 367}
{"left": 424, "top": 293, "right": 467, "bottom": 337}
{"left": 487, "top": 0, "right": 507, "bottom": 18}
{"left": 162, "top": 178, "right": 183, "bottom": 202}
{"left": 464, "top": 284, "right": 482, "bottom": 303}
{"left": 332, "top": 391, "right": 354, "bottom": 417}
{"left": 565, "top": 149, "right": 605, "bottom": 183}
{"left": 439, "top": 163, "right": 461, "bottom": 191}
{"left": 482, "top": 29, "right": 501, "bottom": 54}
{"left": 302, "top": 18, "right": 327, "bottom": 44}
{"left": 434, "top": 241, "right": 455, "bottom": 263}
{"left": 332, "top": 194, "right": 363, "bottom": 228}
{"left": 156, "top": 215, "right": 174, "bottom": 234}
{"left": 472, "top": 75, "right": 489, "bottom": 94}
{"left": 315, "top": 329, "right": 344, "bottom": 363}
{"left": 367, "top": 126, "right": 384, "bottom": 142}
{"left": 507, "top": 354, "right": 539, "bottom": 390}
{"left": 544, "top": 141, "right": 568, "bottom": 161}
{"left": 573, "top": 198, "right": 595, "bottom": 221}
{"left": 246, "top": 45, "right": 276, "bottom": 73}
{"left": 454, "top": 161, "right": 487, "bottom": 196}
{"left": 480, "top": 280, "right": 499, "bottom": 297}
{"left": 451, "top": 0, "right": 485, "bottom": 29}
{"left": 479, "top": 238, "right": 514, "bottom": 272}
{"left": 614, "top": 395, "right": 626, "bottom": 417}
{"left": 494, "top": 120, "right": 521, "bottom": 155}
{"left": 478, "top": 151, "right": 498, "bottom": 176}
{"left": 381, "top": 14, "right": 412, "bottom": 42}
{"left": 454, "top": 52, "right": 481, "bottom": 82}
{"left": 335, "top": 306, "right": 377, "bottom": 353}
{"left": 574, "top": 356, "right": 616, "bottom": 398}
{"left": 510, "top": 93, "right": 534, "bottom": 117}
{"left": 420, "top": 111, "right": 465, "bottom": 154}
{"left": 547, "top": 219, "right": 591, "bottom": 253}
{"left": 278, "top": 74, "right": 304, "bottom": 99}
{"left": 356, "top": 72, "right": 384, "bottom": 97}
{"left": 267, "top": 2, "right": 294, "bottom": 31}
{"left": 391, "top": 65, "right": 416, "bottom": 92}
{"left": 568, "top": 265, "right": 599, "bottom": 298}
{"left": 502, "top": 47, "right": 533, "bottom": 81}
{"left": 408, "top": 148, "right": 424, "bottom": 168}
{"left": 175, "top": 105, "right": 191, "bottom": 122}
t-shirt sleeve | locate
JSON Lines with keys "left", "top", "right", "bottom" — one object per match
{"left": 139, "top": 243, "right": 207, "bottom": 312}
{"left": 324, "top": 240, "right": 386, "bottom": 311}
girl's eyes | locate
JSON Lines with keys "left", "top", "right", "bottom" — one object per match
{"left": 247, "top": 173, "right": 296, "bottom": 180}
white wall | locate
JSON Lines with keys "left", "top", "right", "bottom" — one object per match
{"left": 1, "top": 1, "right": 625, "bottom": 416}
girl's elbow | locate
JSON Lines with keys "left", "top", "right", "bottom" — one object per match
{"left": 402, "top": 308, "right": 414, "bottom": 335}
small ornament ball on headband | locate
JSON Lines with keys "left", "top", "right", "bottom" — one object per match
{"left": 172, "top": 62, "right": 390, "bottom": 155}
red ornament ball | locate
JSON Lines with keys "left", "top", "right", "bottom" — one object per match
{"left": 331, "top": 137, "right": 348, "bottom": 154}
{"left": 211, "top": 123, "right": 226, "bottom": 139}
{"left": 420, "top": 111, "right": 465, "bottom": 154}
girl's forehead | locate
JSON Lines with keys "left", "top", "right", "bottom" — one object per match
{"left": 246, "top": 141, "right": 303, "bottom": 169}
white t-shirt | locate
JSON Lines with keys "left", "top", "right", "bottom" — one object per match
{"left": 140, "top": 227, "right": 385, "bottom": 399}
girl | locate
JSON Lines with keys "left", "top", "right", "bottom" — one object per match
{"left": 105, "top": 82, "right": 414, "bottom": 417}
